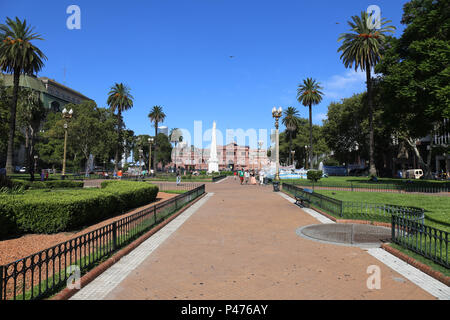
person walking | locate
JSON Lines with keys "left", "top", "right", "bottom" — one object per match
{"left": 259, "top": 171, "right": 265, "bottom": 185}
{"left": 244, "top": 170, "right": 250, "bottom": 185}
{"left": 234, "top": 170, "right": 237, "bottom": 181}
{"left": 239, "top": 169, "right": 244, "bottom": 185}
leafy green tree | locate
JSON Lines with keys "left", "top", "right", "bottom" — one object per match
{"left": 338, "top": 11, "right": 396, "bottom": 176}
{"left": 282, "top": 106, "right": 301, "bottom": 166}
{"left": 375, "top": 0, "right": 450, "bottom": 177}
{"left": 0, "top": 80, "right": 10, "bottom": 166}
{"left": 0, "top": 17, "right": 47, "bottom": 174}
{"left": 296, "top": 78, "right": 324, "bottom": 168}
{"left": 107, "top": 83, "right": 134, "bottom": 172}
{"left": 148, "top": 105, "right": 166, "bottom": 172}
{"left": 16, "top": 88, "right": 46, "bottom": 180}
{"left": 155, "top": 132, "right": 172, "bottom": 168}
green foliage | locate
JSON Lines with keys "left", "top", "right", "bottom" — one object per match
{"left": 307, "top": 170, "right": 323, "bottom": 182}
{"left": 0, "top": 181, "right": 159, "bottom": 239}
{"left": 10, "top": 179, "right": 83, "bottom": 189}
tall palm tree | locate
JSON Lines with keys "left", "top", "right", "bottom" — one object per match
{"left": 107, "top": 83, "right": 134, "bottom": 172}
{"left": 297, "top": 78, "right": 323, "bottom": 169}
{"left": 0, "top": 17, "right": 46, "bottom": 174}
{"left": 282, "top": 107, "right": 300, "bottom": 166}
{"left": 148, "top": 105, "right": 166, "bottom": 174}
{"left": 338, "top": 11, "right": 395, "bottom": 177}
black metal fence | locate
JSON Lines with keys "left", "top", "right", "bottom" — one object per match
{"left": 392, "top": 215, "right": 449, "bottom": 268}
{"left": 282, "top": 183, "right": 425, "bottom": 223}
{"left": 288, "top": 180, "right": 449, "bottom": 195}
{"left": 0, "top": 184, "right": 205, "bottom": 300}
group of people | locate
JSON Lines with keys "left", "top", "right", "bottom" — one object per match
{"left": 234, "top": 169, "right": 265, "bottom": 185}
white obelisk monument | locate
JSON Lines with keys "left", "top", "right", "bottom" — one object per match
{"left": 208, "top": 121, "right": 219, "bottom": 173}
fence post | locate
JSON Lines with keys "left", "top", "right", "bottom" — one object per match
{"left": 0, "top": 265, "right": 3, "bottom": 301}
{"left": 391, "top": 215, "right": 395, "bottom": 242}
{"left": 340, "top": 201, "right": 343, "bottom": 218}
{"left": 112, "top": 221, "right": 117, "bottom": 251}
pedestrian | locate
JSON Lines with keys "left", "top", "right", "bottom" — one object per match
{"left": 239, "top": 169, "right": 244, "bottom": 185}
{"left": 118, "top": 170, "right": 122, "bottom": 179}
{"left": 250, "top": 171, "right": 257, "bottom": 185}
{"left": 234, "top": 170, "right": 237, "bottom": 181}
{"left": 45, "top": 170, "right": 49, "bottom": 181}
{"left": 244, "top": 170, "right": 250, "bottom": 184}
{"left": 259, "top": 171, "right": 265, "bottom": 185}
{"left": 40, "top": 170, "right": 45, "bottom": 181}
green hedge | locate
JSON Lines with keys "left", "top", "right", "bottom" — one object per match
{"left": 11, "top": 179, "right": 84, "bottom": 190}
{"left": 0, "top": 181, "right": 159, "bottom": 239}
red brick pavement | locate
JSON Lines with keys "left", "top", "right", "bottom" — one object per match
{"left": 103, "top": 179, "right": 434, "bottom": 300}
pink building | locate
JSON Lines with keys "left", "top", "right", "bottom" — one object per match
{"left": 172, "top": 142, "right": 269, "bottom": 171}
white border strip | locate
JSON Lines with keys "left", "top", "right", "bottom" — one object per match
{"left": 367, "top": 248, "right": 450, "bottom": 300}
{"left": 70, "top": 192, "right": 214, "bottom": 300}
{"left": 279, "top": 190, "right": 450, "bottom": 300}
{"left": 214, "top": 176, "right": 229, "bottom": 184}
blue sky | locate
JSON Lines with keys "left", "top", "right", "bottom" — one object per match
{"left": 1, "top": 0, "right": 409, "bottom": 148}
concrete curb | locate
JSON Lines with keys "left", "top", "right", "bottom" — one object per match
{"left": 51, "top": 192, "right": 207, "bottom": 301}
{"left": 280, "top": 189, "right": 449, "bottom": 287}
{"left": 380, "top": 243, "right": 450, "bottom": 287}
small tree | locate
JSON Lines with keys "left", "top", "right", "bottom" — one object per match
{"left": 307, "top": 170, "right": 323, "bottom": 182}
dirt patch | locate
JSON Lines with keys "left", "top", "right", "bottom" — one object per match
{"left": 0, "top": 192, "right": 176, "bottom": 266}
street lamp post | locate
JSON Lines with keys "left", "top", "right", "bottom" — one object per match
{"left": 34, "top": 155, "right": 38, "bottom": 175}
{"left": 258, "top": 140, "right": 263, "bottom": 171}
{"left": 291, "top": 150, "right": 296, "bottom": 168}
{"left": 304, "top": 146, "right": 308, "bottom": 169}
{"left": 61, "top": 108, "right": 73, "bottom": 180}
{"left": 139, "top": 149, "right": 144, "bottom": 179}
{"left": 148, "top": 137, "right": 154, "bottom": 176}
{"left": 272, "top": 106, "right": 282, "bottom": 191}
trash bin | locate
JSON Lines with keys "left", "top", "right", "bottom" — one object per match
{"left": 272, "top": 181, "right": 280, "bottom": 192}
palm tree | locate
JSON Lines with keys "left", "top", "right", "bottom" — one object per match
{"left": 148, "top": 105, "right": 166, "bottom": 174}
{"left": 282, "top": 107, "right": 300, "bottom": 166}
{"left": 297, "top": 78, "right": 323, "bottom": 169}
{"left": 338, "top": 11, "right": 395, "bottom": 177}
{"left": 107, "top": 83, "right": 134, "bottom": 172}
{"left": 0, "top": 17, "right": 46, "bottom": 174}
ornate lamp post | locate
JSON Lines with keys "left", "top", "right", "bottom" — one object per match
{"left": 304, "top": 145, "right": 308, "bottom": 169}
{"left": 34, "top": 155, "right": 38, "bottom": 175}
{"left": 291, "top": 150, "right": 296, "bottom": 168}
{"left": 61, "top": 108, "right": 73, "bottom": 180}
{"left": 148, "top": 137, "right": 154, "bottom": 176}
{"left": 272, "top": 106, "right": 282, "bottom": 191}
{"left": 139, "top": 149, "right": 144, "bottom": 178}
{"left": 258, "top": 140, "right": 263, "bottom": 171}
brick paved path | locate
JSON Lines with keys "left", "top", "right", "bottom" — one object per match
{"left": 82, "top": 179, "right": 438, "bottom": 300}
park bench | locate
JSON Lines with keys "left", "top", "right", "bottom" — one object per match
{"left": 294, "top": 188, "right": 313, "bottom": 207}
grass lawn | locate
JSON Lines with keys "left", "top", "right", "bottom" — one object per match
{"left": 162, "top": 190, "right": 188, "bottom": 194}
{"left": 283, "top": 176, "right": 449, "bottom": 191}
{"left": 314, "top": 190, "right": 450, "bottom": 232}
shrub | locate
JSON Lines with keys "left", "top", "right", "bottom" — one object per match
{"left": 10, "top": 179, "right": 83, "bottom": 190}
{"left": 307, "top": 170, "right": 323, "bottom": 182}
{"left": 0, "top": 181, "right": 159, "bottom": 239}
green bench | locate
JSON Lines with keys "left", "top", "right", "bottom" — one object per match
{"left": 294, "top": 188, "right": 313, "bottom": 208}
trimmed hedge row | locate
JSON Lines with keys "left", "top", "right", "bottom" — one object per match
{"left": 0, "top": 181, "right": 159, "bottom": 239}
{"left": 11, "top": 179, "right": 84, "bottom": 190}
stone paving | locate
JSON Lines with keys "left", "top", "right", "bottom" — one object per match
{"left": 73, "top": 179, "right": 448, "bottom": 300}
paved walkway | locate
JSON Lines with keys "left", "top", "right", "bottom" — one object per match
{"left": 72, "top": 179, "right": 448, "bottom": 300}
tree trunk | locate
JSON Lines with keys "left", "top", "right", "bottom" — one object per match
{"left": 115, "top": 110, "right": 122, "bottom": 172}
{"left": 153, "top": 121, "right": 158, "bottom": 174}
{"left": 309, "top": 103, "right": 313, "bottom": 169}
{"left": 289, "top": 131, "right": 293, "bottom": 166}
{"left": 366, "top": 66, "right": 377, "bottom": 177}
{"left": 5, "top": 71, "right": 20, "bottom": 174}
{"left": 404, "top": 137, "right": 432, "bottom": 179}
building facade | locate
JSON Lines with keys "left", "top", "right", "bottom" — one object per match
{"left": 1, "top": 73, "right": 91, "bottom": 166}
{"left": 172, "top": 142, "right": 270, "bottom": 171}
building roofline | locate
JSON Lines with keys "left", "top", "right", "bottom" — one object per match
{"left": 39, "top": 77, "right": 91, "bottom": 100}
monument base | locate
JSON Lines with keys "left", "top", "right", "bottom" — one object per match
{"left": 208, "top": 161, "right": 219, "bottom": 173}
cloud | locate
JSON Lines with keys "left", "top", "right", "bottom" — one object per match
{"left": 323, "top": 70, "right": 366, "bottom": 100}
{"left": 314, "top": 113, "right": 328, "bottom": 122}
